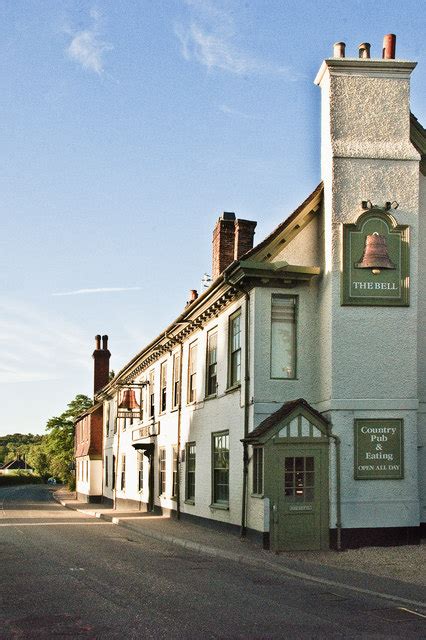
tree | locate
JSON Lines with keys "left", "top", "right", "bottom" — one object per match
{"left": 43, "top": 394, "right": 93, "bottom": 483}
{"left": 26, "top": 443, "right": 50, "bottom": 478}
{"left": 0, "top": 395, "right": 92, "bottom": 484}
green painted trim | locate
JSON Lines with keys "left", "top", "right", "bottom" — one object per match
{"left": 253, "top": 406, "right": 330, "bottom": 445}
{"left": 341, "top": 208, "right": 409, "bottom": 307}
{"left": 264, "top": 442, "right": 330, "bottom": 551}
{"left": 227, "top": 309, "right": 242, "bottom": 388}
{"left": 211, "top": 430, "right": 230, "bottom": 507}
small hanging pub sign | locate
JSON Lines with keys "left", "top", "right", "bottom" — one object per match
{"left": 341, "top": 207, "right": 409, "bottom": 306}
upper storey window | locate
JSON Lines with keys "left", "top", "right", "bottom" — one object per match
{"left": 228, "top": 311, "right": 241, "bottom": 387}
{"left": 271, "top": 295, "right": 297, "bottom": 379}
{"left": 187, "top": 342, "right": 197, "bottom": 404}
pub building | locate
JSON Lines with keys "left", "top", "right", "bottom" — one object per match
{"left": 75, "top": 35, "right": 426, "bottom": 550}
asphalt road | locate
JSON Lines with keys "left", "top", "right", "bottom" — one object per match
{"left": 0, "top": 485, "right": 424, "bottom": 639}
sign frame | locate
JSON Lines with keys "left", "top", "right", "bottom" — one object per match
{"left": 342, "top": 208, "right": 409, "bottom": 307}
{"left": 354, "top": 418, "right": 404, "bottom": 480}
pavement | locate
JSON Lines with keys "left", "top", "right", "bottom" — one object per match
{"left": 54, "top": 489, "right": 426, "bottom": 608}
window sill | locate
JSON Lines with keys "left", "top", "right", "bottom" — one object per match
{"left": 184, "top": 499, "right": 195, "bottom": 506}
{"left": 251, "top": 493, "right": 264, "bottom": 499}
{"left": 204, "top": 393, "right": 217, "bottom": 402}
{"left": 209, "top": 503, "right": 229, "bottom": 511}
{"left": 225, "top": 383, "right": 241, "bottom": 394}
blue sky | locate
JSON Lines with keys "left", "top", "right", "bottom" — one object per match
{"left": 1, "top": 0, "right": 425, "bottom": 435}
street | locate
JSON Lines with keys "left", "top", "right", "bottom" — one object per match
{"left": 0, "top": 485, "right": 424, "bottom": 639}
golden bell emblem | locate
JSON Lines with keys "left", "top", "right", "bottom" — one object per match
{"left": 356, "top": 232, "right": 395, "bottom": 273}
{"left": 118, "top": 389, "right": 140, "bottom": 410}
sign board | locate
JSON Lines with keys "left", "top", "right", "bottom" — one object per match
{"left": 342, "top": 209, "right": 409, "bottom": 306}
{"left": 354, "top": 419, "right": 403, "bottom": 480}
{"left": 132, "top": 422, "right": 160, "bottom": 441}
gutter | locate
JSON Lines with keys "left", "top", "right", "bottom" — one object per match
{"left": 223, "top": 275, "right": 250, "bottom": 538}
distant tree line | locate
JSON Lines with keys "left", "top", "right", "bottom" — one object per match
{"left": 1, "top": 394, "right": 92, "bottom": 487}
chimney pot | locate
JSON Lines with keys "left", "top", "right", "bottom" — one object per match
{"left": 95, "top": 334, "right": 101, "bottom": 350}
{"left": 382, "top": 34, "right": 396, "bottom": 59}
{"left": 222, "top": 212, "right": 236, "bottom": 221}
{"left": 359, "top": 42, "right": 371, "bottom": 59}
{"left": 333, "top": 42, "right": 346, "bottom": 58}
{"left": 189, "top": 289, "right": 198, "bottom": 302}
{"left": 102, "top": 335, "right": 108, "bottom": 350}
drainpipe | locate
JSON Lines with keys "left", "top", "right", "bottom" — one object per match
{"left": 223, "top": 276, "right": 250, "bottom": 538}
{"left": 176, "top": 340, "right": 184, "bottom": 519}
{"left": 329, "top": 433, "right": 342, "bottom": 551}
{"left": 113, "top": 394, "right": 121, "bottom": 510}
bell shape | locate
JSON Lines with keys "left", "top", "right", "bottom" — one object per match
{"left": 118, "top": 389, "right": 140, "bottom": 410}
{"left": 356, "top": 233, "right": 395, "bottom": 270}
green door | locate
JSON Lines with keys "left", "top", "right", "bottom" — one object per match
{"left": 271, "top": 445, "right": 328, "bottom": 551}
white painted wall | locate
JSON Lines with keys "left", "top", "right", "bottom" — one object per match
{"left": 316, "top": 58, "right": 421, "bottom": 530}
{"left": 103, "top": 296, "right": 248, "bottom": 527}
{"left": 417, "top": 170, "right": 426, "bottom": 526}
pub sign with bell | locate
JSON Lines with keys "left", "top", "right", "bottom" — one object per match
{"left": 341, "top": 207, "right": 409, "bottom": 306}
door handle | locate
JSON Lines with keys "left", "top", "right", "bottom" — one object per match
{"left": 272, "top": 503, "right": 278, "bottom": 524}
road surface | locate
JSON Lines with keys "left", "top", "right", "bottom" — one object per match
{"left": 0, "top": 484, "right": 424, "bottom": 638}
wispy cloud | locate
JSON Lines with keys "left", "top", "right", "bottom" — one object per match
{"left": 52, "top": 287, "right": 141, "bottom": 297}
{"left": 176, "top": 0, "right": 297, "bottom": 78}
{"left": 0, "top": 298, "right": 90, "bottom": 384}
{"left": 219, "top": 104, "right": 257, "bottom": 119}
{"left": 66, "top": 8, "right": 112, "bottom": 74}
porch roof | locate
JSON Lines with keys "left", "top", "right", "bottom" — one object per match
{"left": 244, "top": 398, "right": 329, "bottom": 443}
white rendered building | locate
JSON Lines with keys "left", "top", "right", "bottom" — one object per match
{"left": 85, "top": 36, "right": 425, "bottom": 550}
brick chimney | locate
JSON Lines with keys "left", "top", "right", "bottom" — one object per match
{"left": 93, "top": 334, "right": 111, "bottom": 396}
{"left": 234, "top": 219, "right": 257, "bottom": 260}
{"left": 212, "top": 213, "right": 257, "bottom": 280}
{"left": 212, "top": 212, "right": 236, "bottom": 281}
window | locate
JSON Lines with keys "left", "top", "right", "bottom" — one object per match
{"left": 206, "top": 329, "right": 218, "bottom": 396}
{"left": 140, "top": 385, "right": 144, "bottom": 423}
{"left": 186, "top": 442, "right": 196, "bottom": 502}
{"left": 172, "top": 353, "right": 181, "bottom": 409}
{"left": 138, "top": 452, "right": 144, "bottom": 492}
{"left": 284, "top": 456, "right": 314, "bottom": 502}
{"left": 105, "top": 456, "right": 109, "bottom": 487}
{"left": 112, "top": 455, "right": 116, "bottom": 490}
{"left": 212, "top": 432, "right": 229, "bottom": 505}
{"left": 228, "top": 311, "right": 241, "bottom": 387}
{"left": 121, "top": 455, "right": 126, "bottom": 491}
{"left": 187, "top": 342, "right": 197, "bottom": 403}
{"left": 271, "top": 295, "right": 297, "bottom": 379}
{"left": 105, "top": 403, "right": 110, "bottom": 437}
{"left": 149, "top": 369, "right": 155, "bottom": 418}
{"left": 159, "top": 448, "right": 166, "bottom": 495}
{"left": 160, "top": 362, "right": 167, "bottom": 413}
{"left": 252, "top": 447, "right": 263, "bottom": 495}
{"left": 172, "top": 446, "right": 178, "bottom": 498}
